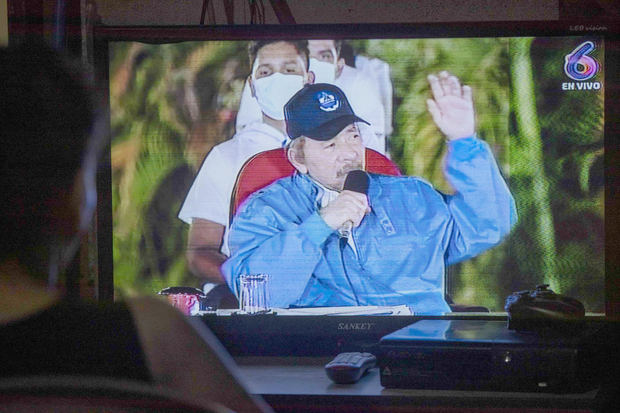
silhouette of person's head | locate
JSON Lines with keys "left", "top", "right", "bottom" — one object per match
{"left": 0, "top": 42, "right": 104, "bottom": 285}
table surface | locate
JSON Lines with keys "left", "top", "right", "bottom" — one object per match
{"left": 235, "top": 356, "right": 600, "bottom": 412}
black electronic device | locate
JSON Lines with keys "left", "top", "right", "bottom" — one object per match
{"left": 378, "top": 319, "right": 603, "bottom": 392}
{"left": 505, "top": 284, "right": 586, "bottom": 331}
{"left": 325, "top": 352, "right": 377, "bottom": 384}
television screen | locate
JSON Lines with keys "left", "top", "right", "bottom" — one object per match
{"left": 95, "top": 22, "right": 616, "bottom": 353}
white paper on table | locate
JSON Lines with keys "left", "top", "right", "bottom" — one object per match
{"left": 210, "top": 305, "right": 413, "bottom": 316}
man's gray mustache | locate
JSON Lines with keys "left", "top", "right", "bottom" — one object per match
{"left": 337, "top": 163, "right": 364, "bottom": 177}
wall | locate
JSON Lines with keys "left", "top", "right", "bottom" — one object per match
{"left": 95, "top": 0, "right": 560, "bottom": 26}
{"left": 1, "top": 0, "right": 7, "bottom": 45}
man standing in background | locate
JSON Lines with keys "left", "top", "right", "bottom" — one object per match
{"left": 178, "top": 40, "right": 314, "bottom": 284}
{"left": 236, "top": 39, "right": 388, "bottom": 154}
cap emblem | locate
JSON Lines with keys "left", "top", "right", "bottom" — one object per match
{"left": 316, "top": 91, "right": 340, "bottom": 112}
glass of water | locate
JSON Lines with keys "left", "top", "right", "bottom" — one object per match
{"left": 238, "top": 273, "right": 270, "bottom": 314}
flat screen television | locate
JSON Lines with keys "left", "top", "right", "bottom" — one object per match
{"left": 94, "top": 20, "right": 619, "bottom": 356}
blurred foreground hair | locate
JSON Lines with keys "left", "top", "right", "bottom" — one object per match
{"left": 0, "top": 42, "right": 105, "bottom": 267}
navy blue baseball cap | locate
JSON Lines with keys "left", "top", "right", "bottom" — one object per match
{"left": 284, "top": 83, "right": 369, "bottom": 141}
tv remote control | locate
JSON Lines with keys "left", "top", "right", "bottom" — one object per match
{"left": 325, "top": 352, "right": 377, "bottom": 384}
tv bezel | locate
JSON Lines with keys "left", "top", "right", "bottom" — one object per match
{"left": 93, "top": 20, "right": 619, "bottom": 356}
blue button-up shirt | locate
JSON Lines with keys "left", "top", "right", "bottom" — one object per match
{"left": 222, "top": 137, "right": 517, "bottom": 314}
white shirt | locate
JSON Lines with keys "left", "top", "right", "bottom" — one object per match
{"left": 336, "top": 65, "right": 386, "bottom": 154}
{"left": 354, "top": 55, "right": 394, "bottom": 137}
{"left": 235, "top": 64, "right": 387, "bottom": 154}
{"left": 178, "top": 121, "right": 288, "bottom": 255}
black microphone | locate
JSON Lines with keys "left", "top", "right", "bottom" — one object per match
{"left": 339, "top": 170, "right": 369, "bottom": 239}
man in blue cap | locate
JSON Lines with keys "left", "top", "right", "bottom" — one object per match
{"left": 222, "top": 73, "right": 517, "bottom": 314}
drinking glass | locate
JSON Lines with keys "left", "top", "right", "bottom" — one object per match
{"left": 238, "top": 274, "right": 270, "bottom": 314}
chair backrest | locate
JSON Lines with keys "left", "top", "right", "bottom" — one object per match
{"left": 230, "top": 148, "right": 401, "bottom": 218}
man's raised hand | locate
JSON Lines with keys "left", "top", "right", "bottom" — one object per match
{"left": 426, "top": 71, "right": 475, "bottom": 141}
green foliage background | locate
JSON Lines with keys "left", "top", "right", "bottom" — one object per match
{"left": 109, "top": 37, "right": 604, "bottom": 312}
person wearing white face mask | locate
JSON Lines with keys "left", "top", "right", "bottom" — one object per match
{"left": 307, "top": 45, "right": 338, "bottom": 84}
{"left": 236, "top": 39, "right": 388, "bottom": 155}
{"left": 250, "top": 60, "right": 305, "bottom": 120}
{"left": 178, "top": 40, "right": 314, "bottom": 285}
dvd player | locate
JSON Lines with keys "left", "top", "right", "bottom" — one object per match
{"left": 378, "top": 319, "right": 602, "bottom": 392}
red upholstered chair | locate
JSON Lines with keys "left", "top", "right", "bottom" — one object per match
{"left": 230, "top": 148, "right": 401, "bottom": 218}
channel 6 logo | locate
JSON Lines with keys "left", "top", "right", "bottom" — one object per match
{"left": 564, "top": 41, "right": 600, "bottom": 81}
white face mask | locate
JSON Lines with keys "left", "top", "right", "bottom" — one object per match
{"left": 309, "top": 58, "right": 337, "bottom": 84}
{"left": 252, "top": 72, "right": 304, "bottom": 120}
